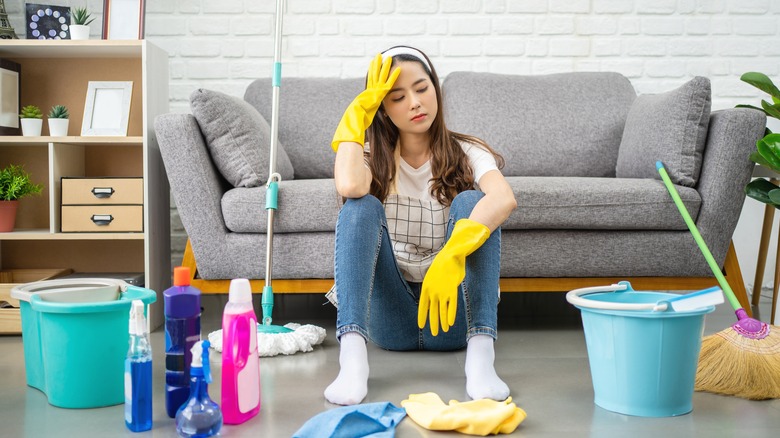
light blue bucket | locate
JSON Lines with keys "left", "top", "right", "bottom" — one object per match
{"left": 11, "top": 278, "right": 156, "bottom": 409}
{"left": 566, "top": 281, "right": 714, "bottom": 417}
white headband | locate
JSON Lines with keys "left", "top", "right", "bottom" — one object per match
{"left": 381, "top": 46, "right": 431, "bottom": 71}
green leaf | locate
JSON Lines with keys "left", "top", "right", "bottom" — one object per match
{"left": 746, "top": 178, "right": 780, "bottom": 208}
{"left": 769, "top": 188, "right": 780, "bottom": 205}
{"left": 761, "top": 100, "right": 780, "bottom": 120}
{"left": 757, "top": 135, "right": 780, "bottom": 170}
{"left": 741, "top": 72, "right": 780, "bottom": 100}
{"left": 751, "top": 150, "right": 776, "bottom": 169}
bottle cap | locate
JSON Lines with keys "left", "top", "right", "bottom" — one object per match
{"left": 173, "top": 266, "right": 191, "bottom": 287}
{"left": 228, "top": 278, "right": 252, "bottom": 304}
{"left": 129, "top": 300, "right": 147, "bottom": 336}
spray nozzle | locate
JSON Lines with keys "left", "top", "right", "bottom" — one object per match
{"left": 129, "top": 300, "right": 147, "bottom": 336}
{"left": 190, "top": 340, "right": 212, "bottom": 383}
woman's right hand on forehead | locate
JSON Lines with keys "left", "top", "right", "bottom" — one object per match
{"left": 331, "top": 53, "right": 401, "bottom": 152}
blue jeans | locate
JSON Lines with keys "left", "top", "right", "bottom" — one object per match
{"left": 334, "top": 191, "right": 501, "bottom": 351}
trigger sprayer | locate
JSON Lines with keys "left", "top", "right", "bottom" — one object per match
{"left": 175, "top": 340, "right": 222, "bottom": 438}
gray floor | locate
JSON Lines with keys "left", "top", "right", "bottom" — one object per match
{"left": 1, "top": 290, "right": 780, "bottom": 437}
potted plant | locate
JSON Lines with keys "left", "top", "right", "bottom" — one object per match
{"left": 70, "top": 7, "right": 94, "bottom": 40}
{"left": 0, "top": 164, "right": 44, "bottom": 232}
{"left": 47, "top": 105, "right": 70, "bottom": 137}
{"left": 19, "top": 105, "right": 43, "bottom": 137}
{"left": 739, "top": 72, "right": 780, "bottom": 208}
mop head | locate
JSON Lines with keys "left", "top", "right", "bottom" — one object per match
{"left": 695, "top": 323, "right": 780, "bottom": 400}
{"left": 208, "top": 323, "right": 326, "bottom": 357}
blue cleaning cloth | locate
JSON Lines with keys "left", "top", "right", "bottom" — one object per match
{"left": 292, "top": 402, "right": 406, "bottom": 438}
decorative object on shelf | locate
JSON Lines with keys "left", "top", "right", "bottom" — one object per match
{"left": 19, "top": 105, "right": 43, "bottom": 137}
{"left": 738, "top": 72, "right": 780, "bottom": 208}
{"left": 0, "top": 164, "right": 44, "bottom": 232}
{"left": 69, "top": 6, "right": 94, "bottom": 40}
{"left": 81, "top": 81, "right": 133, "bottom": 136}
{"left": 47, "top": 105, "right": 69, "bottom": 137}
{"left": 0, "top": 58, "right": 20, "bottom": 135}
{"left": 0, "top": 0, "right": 19, "bottom": 39}
{"left": 102, "top": 0, "right": 145, "bottom": 40}
{"left": 25, "top": 3, "right": 71, "bottom": 40}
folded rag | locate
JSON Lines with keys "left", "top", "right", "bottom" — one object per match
{"left": 292, "top": 402, "right": 406, "bottom": 438}
{"left": 401, "top": 392, "right": 527, "bottom": 436}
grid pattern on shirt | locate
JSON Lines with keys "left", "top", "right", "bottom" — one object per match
{"left": 384, "top": 194, "right": 448, "bottom": 282}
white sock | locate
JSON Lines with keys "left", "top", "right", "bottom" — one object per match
{"left": 324, "top": 332, "right": 369, "bottom": 405}
{"left": 465, "top": 334, "right": 510, "bottom": 401}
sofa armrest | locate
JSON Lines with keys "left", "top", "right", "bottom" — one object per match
{"left": 694, "top": 108, "right": 766, "bottom": 267}
{"left": 155, "top": 113, "right": 232, "bottom": 274}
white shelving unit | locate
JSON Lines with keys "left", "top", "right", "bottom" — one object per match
{"left": 0, "top": 40, "right": 170, "bottom": 328}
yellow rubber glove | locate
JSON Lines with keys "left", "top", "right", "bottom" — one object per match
{"left": 401, "top": 392, "right": 527, "bottom": 436}
{"left": 419, "top": 219, "right": 490, "bottom": 336}
{"left": 331, "top": 53, "right": 401, "bottom": 152}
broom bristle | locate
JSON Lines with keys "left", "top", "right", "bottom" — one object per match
{"left": 695, "top": 325, "right": 780, "bottom": 400}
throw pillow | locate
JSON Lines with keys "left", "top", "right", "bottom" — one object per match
{"left": 615, "top": 76, "right": 711, "bottom": 187}
{"left": 190, "top": 89, "right": 294, "bottom": 187}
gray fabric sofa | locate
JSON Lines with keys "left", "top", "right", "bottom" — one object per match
{"left": 155, "top": 71, "right": 764, "bottom": 301}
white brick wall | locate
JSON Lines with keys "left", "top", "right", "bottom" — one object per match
{"left": 6, "top": 1, "right": 779, "bottom": 296}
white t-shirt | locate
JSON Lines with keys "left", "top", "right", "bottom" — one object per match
{"left": 385, "top": 141, "right": 499, "bottom": 282}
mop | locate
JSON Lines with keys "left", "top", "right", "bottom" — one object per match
{"left": 658, "top": 161, "right": 780, "bottom": 400}
{"left": 209, "top": 0, "right": 325, "bottom": 357}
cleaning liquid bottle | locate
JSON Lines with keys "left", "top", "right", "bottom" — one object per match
{"left": 221, "top": 278, "right": 261, "bottom": 424}
{"left": 125, "top": 300, "right": 152, "bottom": 432}
{"left": 176, "top": 340, "right": 222, "bottom": 438}
{"left": 164, "top": 266, "right": 202, "bottom": 417}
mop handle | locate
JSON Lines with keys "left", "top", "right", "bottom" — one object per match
{"left": 656, "top": 161, "right": 742, "bottom": 311}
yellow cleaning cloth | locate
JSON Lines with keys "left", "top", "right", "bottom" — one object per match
{"left": 401, "top": 392, "right": 527, "bottom": 436}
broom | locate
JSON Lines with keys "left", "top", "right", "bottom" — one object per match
{"left": 658, "top": 161, "right": 780, "bottom": 400}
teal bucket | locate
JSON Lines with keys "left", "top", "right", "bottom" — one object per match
{"left": 11, "top": 278, "right": 156, "bottom": 409}
{"left": 566, "top": 281, "right": 714, "bottom": 417}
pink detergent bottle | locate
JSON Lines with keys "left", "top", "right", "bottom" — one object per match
{"left": 221, "top": 278, "right": 261, "bottom": 424}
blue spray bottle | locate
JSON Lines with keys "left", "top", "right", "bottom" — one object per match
{"left": 125, "top": 300, "right": 152, "bottom": 432}
{"left": 175, "top": 340, "right": 222, "bottom": 438}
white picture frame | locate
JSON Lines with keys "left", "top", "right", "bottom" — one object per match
{"left": 103, "top": 0, "right": 145, "bottom": 40}
{"left": 81, "top": 81, "right": 133, "bottom": 136}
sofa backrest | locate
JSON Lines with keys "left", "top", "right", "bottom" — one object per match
{"left": 443, "top": 72, "right": 636, "bottom": 177}
{"left": 245, "top": 77, "right": 364, "bottom": 179}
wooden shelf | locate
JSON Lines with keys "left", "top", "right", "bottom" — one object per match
{"left": 0, "top": 136, "right": 144, "bottom": 146}
{"left": 0, "top": 40, "right": 144, "bottom": 58}
{"left": 0, "top": 230, "right": 144, "bottom": 240}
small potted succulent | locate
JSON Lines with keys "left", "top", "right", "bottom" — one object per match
{"left": 70, "top": 7, "right": 95, "bottom": 40}
{"left": 47, "top": 105, "right": 70, "bottom": 137}
{"left": 19, "top": 105, "right": 43, "bottom": 136}
{"left": 0, "top": 164, "right": 44, "bottom": 232}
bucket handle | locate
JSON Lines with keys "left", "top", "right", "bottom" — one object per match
{"left": 566, "top": 281, "right": 668, "bottom": 311}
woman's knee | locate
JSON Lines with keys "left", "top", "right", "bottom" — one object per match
{"left": 340, "top": 195, "right": 384, "bottom": 223}
{"left": 450, "top": 190, "right": 484, "bottom": 219}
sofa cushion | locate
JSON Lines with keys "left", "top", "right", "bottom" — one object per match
{"left": 616, "top": 77, "right": 711, "bottom": 187}
{"left": 190, "top": 89, "right": 295, "bottom": 187}
{"left": 245, "top": 78, "right": 365, "bottom": 179}
{"left": 222, "top": 179, "right": 342, "bottom": 233}
{"left": 443, "top": 72, "right": 637, "bottom": 178}
{"left": 502, "top": 177, "right": 701, "bottom": 230}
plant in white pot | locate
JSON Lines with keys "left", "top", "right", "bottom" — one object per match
{"left": 47, "top": 105, "right": 69, "bottom": 137}
{"left": 19, "top": 105, "right": 43, "bottom": 136}
{"left": 70, "top": 7, "right": 94, "bottom": 40}
{"left": 0, "top": 164, "right": 43, "bottom": 232}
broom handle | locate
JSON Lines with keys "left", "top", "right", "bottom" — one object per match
{"left": 656, "top": 162, "right": 742, "bottom": 311}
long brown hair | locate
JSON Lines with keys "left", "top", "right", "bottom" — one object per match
{"left": 365, "top": 47, "right": 504, "bottom": 206}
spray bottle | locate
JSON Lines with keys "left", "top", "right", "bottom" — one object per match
{"left": 164, "top": 266, "right": 202, "bottom": 417}
{"left": 221, "top": 278, "right": 261, "bottom": 424}
{"left": 176, "top": 340, "right": 222, "bottom": 438}
{"left": 125, "top": 300, "right": 152, "bottom": 432}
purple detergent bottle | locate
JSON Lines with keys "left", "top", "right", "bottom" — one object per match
{"left": 164, "top": 266, "right": 202, "bottom": 418}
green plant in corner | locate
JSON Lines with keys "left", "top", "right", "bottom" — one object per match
{"left": 48, "top": 105, "right": 69, "bottom": 119}
{"left": 19, "top": 105, "right": 43, "bottom": 119}
{"left": 0, "top": 164, "right": 43, "bottom": 201}
{"left": 738, "top": 72, "right": 780, "bottom": 208}
{"left": 71, "top": 7, "right": 95, "bottom": 26}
